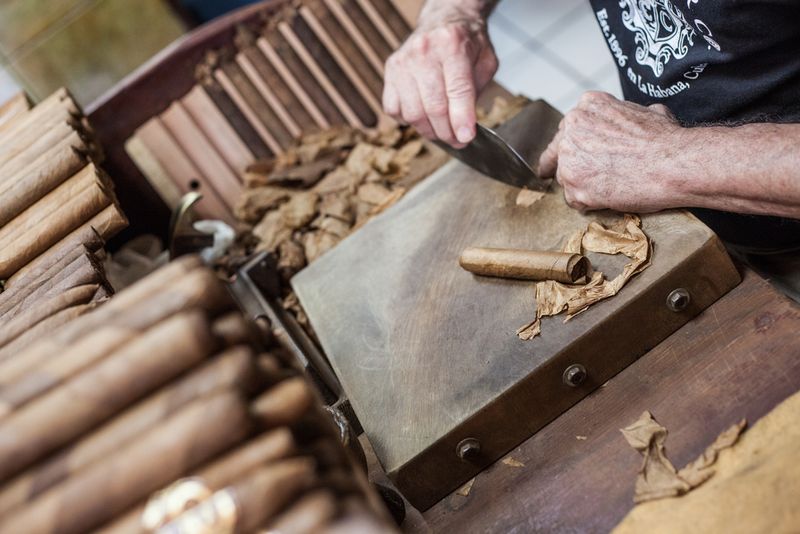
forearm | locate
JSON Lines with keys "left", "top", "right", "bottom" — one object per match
{"left": 416, "top": 0, "right": 498, "bottom": 30}
{"left": 669, "top": 123, "right": 800, "bottom": 219}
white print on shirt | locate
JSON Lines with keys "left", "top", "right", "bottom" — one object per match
{"left": 598, "top": 0, "right": 722, "bottom": 99}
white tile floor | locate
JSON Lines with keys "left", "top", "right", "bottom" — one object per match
{"left": 490, "top": 0, "right": 622, "bottom": 113}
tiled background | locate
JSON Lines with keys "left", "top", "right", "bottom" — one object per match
{"left": 0, "top": 0, "right": 620, "bottom": 111}
{"left": 490, "top": 0, "right": 621, "bottom": 112}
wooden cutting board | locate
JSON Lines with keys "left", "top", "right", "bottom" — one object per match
{"left": 292, "top": 100, "right": 741, "bottom": 509}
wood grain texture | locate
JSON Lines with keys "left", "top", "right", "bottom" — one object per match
{"left": 423, "top": 269, "right": 800, "bottom": 532}
{"left": 292, "top": 101, "right": 741, "bottom": 509}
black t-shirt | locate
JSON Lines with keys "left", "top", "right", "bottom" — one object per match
{"left": 589, "top": 0, "right": 800, "bottom": 252}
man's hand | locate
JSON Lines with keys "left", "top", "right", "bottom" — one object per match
{"left": 383, "top": 1, "right": 498, "bottom": 148}
{"left": 539, "top": 91, "right": 687, "bottom": 212}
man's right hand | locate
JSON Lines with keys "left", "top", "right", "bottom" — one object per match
{"left": 382, "top": 5, "right": 498, "bottom": 148}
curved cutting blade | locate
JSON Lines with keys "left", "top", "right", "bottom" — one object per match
{"left": 436, "top": 124, "right": 552, "bottom": 191}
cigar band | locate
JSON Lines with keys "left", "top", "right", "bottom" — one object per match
{"left": 157, "top": 489, "right": 239, "bottom": 534}
{"left": 142, "top": 477, "right": 215, "bottom": 531}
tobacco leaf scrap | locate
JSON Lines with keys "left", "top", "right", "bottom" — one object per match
{"left": 455, "top": 477, "right": 476, "bottom": 497}
{"left": 621, "top": 411, "right": 745, "bottom": 504}
{"left": 502, "top": 458, "right": 525, "bottom": 468}
{"left": 518, "top": 214, "right": 651, "bottom": 340}
{"left": 516, "top": 187, "right": 546, "bottom": 208}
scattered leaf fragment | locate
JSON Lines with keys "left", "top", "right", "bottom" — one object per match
{"left": 456, "top": 477, "right": 476, "bottom": 497}
{"left": 502, "top": 458, "right": 525, "bottom": 468}
{"left": 621, "top": 411, "right": 746, "bottom": 504}
{"left": 516, "top": 187, "right": 546, "bottom": 208}
{"left": 576, "top": 435, "right": 588, "bottom": 441}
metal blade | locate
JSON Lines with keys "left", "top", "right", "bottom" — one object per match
{"left": 435, "top": 124, "right": 552, "bottom": 191}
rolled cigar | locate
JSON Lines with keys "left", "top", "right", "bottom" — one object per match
{"left": 0, "top": 310, "right": 218, "bottom": 482}
{"left": 0, "top": 89, "right": 74, "bottom": 142}
{"left": 0, "top": 250, "right": 104, "bottom": 322}
{"left": 4, "top": 204, "right": 125, "bottom": 289}
{"left": 92, "top": 285, "right": 112, "bottom": 301}
{"left": 0, "top": 267, "right": 231, "bottom": 407}
{"left": 0, "top": 120, "right": 78, "bottom": 176}
{"left": 0, "top": 132, "right": 89, "bottom": 226}
{"left": 0, "top": 304, "right": 94, "bottom": 361}
{"left": 251, "top": 377, "right": 315, "bottom": 428}
{"left": 156, "top": 458, "right": 317, "bottom": 534}
{"left": 0, "top": 284, "right": 98, "bottom": 349}
{"left": 0, "top": 103, "right": 78, "bottom": 161}
{"left": 261, "top": 489, "right": 338, "bottom": 534}
{"left": 0, "top": 166, "right": 113, "bottom": 279}
{"left": 0, "top": 245, "right": 96, "bottom": 317}
{"left": 0, "top": 391, "right": 253, "bottom": 534}
{"left": 97, "top": 427, "right": 297, "bottom": 534}
{"left": 211, "top": 311, "right": 259, "bottom": 347}
{"left": 459, "top": 247, "right": 590, "bottom": 283}
{"left": 0, "top": 348, "right": 260, "bottom": 517}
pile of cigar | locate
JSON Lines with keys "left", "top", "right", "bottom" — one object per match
{"left": 0, "top": 89, "right": 128, "bottom": 358}
{"left": 0, "top": 256, "right": 395, "bottom": 534}
{"left": 128, "top": 0, "right": 413, "bottom": 224}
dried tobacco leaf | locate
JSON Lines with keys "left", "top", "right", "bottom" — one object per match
{"left": 313, "top": 167, "right": 361, "bottom": 195}
{"left": 277, "top": 239, "right": 307, "bottom": 277}
{"left": 318, "top": 192, "right": 353, "bottom": 223}
{"left": 252, "top": 210, "right": 292, "bottom": 253}
{"left": 516, "top": 188, "right": 546, "bottom": 208}
{"left": 234, "top": 186, "right": 291, "bottom": 223}
{"left": 280, "top": 192, "right": 319, "bottom": 229}
{"left": 621, "top": 412, "right": 746, "bottom": 504}
{"left": 517, "top": 214, "right": 652, "bottom": 340}
{"left": 357, "top": 182, "right": 394, "bottom": 205}
{"left": 312, "top": 215, "right": 351, "bottom": 239}
{"left": 301, "top": 231, "right": 340, "bottom": 263}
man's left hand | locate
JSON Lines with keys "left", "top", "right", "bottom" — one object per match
{"left": 538, "top": 91, "right": 687, "bottom": 213}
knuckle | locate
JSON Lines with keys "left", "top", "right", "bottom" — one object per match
{"left": 425, "top": 100, "right": 449, "bottom": 117}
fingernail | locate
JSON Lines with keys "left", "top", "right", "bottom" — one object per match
{"left": 456, "top": 127, "right": 473, "bottom": 144}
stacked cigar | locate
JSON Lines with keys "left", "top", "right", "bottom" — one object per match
{"left": 0, "top": 256, "right": 395, "bottom": 534}
{"left": 127, "top": 0, "right": 413, "bottom": 223}
{"left": 0, "top": 88, "right": 128, "bottom": 356}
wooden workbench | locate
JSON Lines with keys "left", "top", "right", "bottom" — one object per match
{"left": 397, "top": 268, "right": 800, "bottom": 532}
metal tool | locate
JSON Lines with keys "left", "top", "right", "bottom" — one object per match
{"left": 435, "top": 124, "right": 552, "bottom": 190}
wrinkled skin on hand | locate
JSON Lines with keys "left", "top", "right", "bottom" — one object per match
{"left": 539, "top": 91, "right": 687, "bottom": 213}
{"left": 383, "top": 18, "right": 498, "bottom": 148}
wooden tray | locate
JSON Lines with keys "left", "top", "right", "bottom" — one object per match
{"left": 292, "top": 100, "right": 741, "bottom": 509}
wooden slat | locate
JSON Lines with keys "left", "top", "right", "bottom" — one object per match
{"left": 125, "top": 135, "right": 184, "bottom": 208}
{"left": 322, "top": 0, "right": 385, "bottom": 76}
{"left": 354, "top": 0, "right": 401, "bottom": 48}
{"left": 263, "top": 29, "right": 346, "bottom": 126}
{"left": 215, "top": 68, "right": 285, "bottom": 155}
{"left": 239, "top": 44, "right": 318, "bottom": 133}
{"left": 136, "top": 118, "right": 230, "bottom": 222}
{"left": 200, "top": 77, "right": 273, "bottom": 160}
{"left": 181, "top": 85, "right": 254, "bottom": 174}
{"left": 218, "top": 61, "right": 294, "bottom": 150}
{"left": 256, "top": 37, "right": 330, "bottom": 129}
{"left": 236, "top": 52, "right": 303, "bottom": 138}
{"left": 339, "top": 0, "right": 393, "bottom": 61}
{"left": 281, "top": 17, "right": 374, "bottom": 127}
{"left": 160, "top": 100, "right": 243, "bottom": 209}
{"left": 300, "top": 6, "right": 383, "bottom": 114}
{"left": 370, "top": 0, "right": 413, "bottom": 42}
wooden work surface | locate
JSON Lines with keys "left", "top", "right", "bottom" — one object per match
{"left": 293, "top": 101, "right": 739, "bottom": 508}
{"left": 416, "top": 268, "right": 800, "bottom": 532}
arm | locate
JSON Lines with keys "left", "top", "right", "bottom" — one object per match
{"left": 382, "top": 0, "right": 499, "bottom": 147}
{"left": 539, "top": 91, "right": 800, "bottom": 219}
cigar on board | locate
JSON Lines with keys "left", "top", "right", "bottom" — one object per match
{"left": 0, "top": 390, "right": 253, "bottom": 534}
{"left": 0, "top": 347, "right": 265, "bottom": 518}
{"left": 459, "top": 247, "right": 591, "bottom": 284}
{"left": 0, "top": 310, "right": 219, "bottom": 482}
{"left": 156, "top": 457, "right": 317, "bottom": 534}
{"left": 251, "top": 376, "right": 316, "bottom": 428}
{"left": 0, "top": 284, "right": 98, "bottom": 350}
{"left": 0, "top": 281, "right": 238, "bottom": 416}
{"left": 260, "top": 489, "right": 338, "bottom": 534}
{"left": 96, "top": 427, "right": 299, "bottom": 534}
{"left": 0, "top": 263, "right": 227, "bottom": 394}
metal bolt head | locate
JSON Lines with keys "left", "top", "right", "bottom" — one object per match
{"left": 666, "top": 288, "right": 691, "bottom": 312}
{"left": 456, "top": 438, "right": 481, "bottom": 461}
{"left": 563, "top": 364, "right": 587, "bottom": 387}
